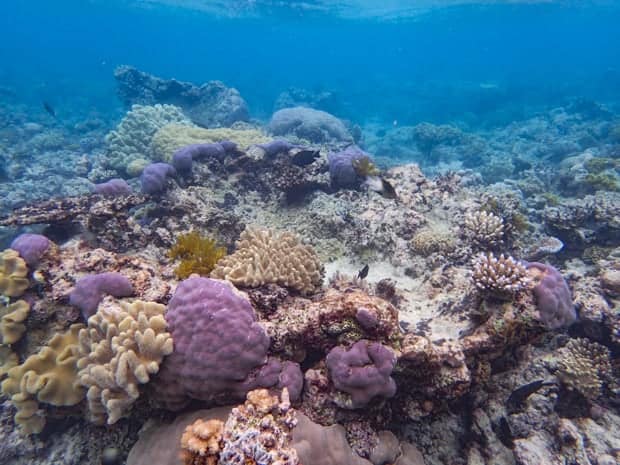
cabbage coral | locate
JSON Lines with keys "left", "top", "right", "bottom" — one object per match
{"left": 168, "top": 232, "right": 227, "bottom": 279}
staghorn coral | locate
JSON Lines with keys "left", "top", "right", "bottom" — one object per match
{"left": 150, "top": 123, "right": 271, "bottom": 162}
{"left": 1, "top": 324, "right": 85, "bottom": 434}
{"left": 0, "top": 299, "right": 30, "bottom": 344}
{"left": 104, "top": 104, "right": 191, "bottom": 174}
{"left": 554, "top": 338, "right": 612, "bottom": 400}
{"left": 463, "top": 210, "right": 505, "bottom": 248}
{"left": 0, "top": 248, "right": 29, "bottom": 297}
{"left": 181, "top": 418, "right": 225, "bottom": 465}
{"left": 211, "top": 227, "right": 323, "bottom": 295}
{"left": 76, "top": 297, "right": 173, "bottom": 425}
{"left": 168, "top": 231, "right": 227, "bottom": 279}
{"left": 472, "top": 252, "right": 530, "bottom": 298}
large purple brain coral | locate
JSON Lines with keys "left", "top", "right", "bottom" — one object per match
{"left": 69, "top": 272, "right": 134, "bottom": 320}
{"left": 10, "top": 233, "right": 50, "bottom": 266}
{"left": 154, "top": 277, "right": 271, "bottom": 410}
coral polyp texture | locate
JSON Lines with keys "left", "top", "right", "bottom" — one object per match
{"left": 472, "top": 252, "right": 530, "bottom": 297}
{"left": 0, "top": 248, "right": 29, "bottom": 297}
{"left": 168, "top": 231, "right": 227, "bottom": 279}
{"left": 180, "top": 418, "right": 225, "bottom": 465}
{"left": 211, "top": 227, "right": 324, "bottom": 295}
{"left": 154, "top": 277, "right": 271, "bottom": 410}
{"left": 76, "top": 297, "right": 173, "bottom": 425}
{"left": 463, "top": 210, "right": 505, "bottom": 248}
{"left": 526, "top": 262, "right": 577, "bottom": 329}
{"left": 10, "top": 233, "right": 51, "bottom": 266}
{"left": 69, "top": 271, "right": 134, "bottom": 319}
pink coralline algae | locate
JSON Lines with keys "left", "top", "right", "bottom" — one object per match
{"left": 526, "top": 262, "right": 577, "bottom": 329}
{"left": 326, "top": 340, "right": 397, "bottom": 408}
{"left": 154, "top": 277, "right": 272, "bottom": 410}
{"left": 69, "top": 272, "right": 134, "bottom": 319}
{"left": 10, "top": 233, "right": 50, "bottom": 266}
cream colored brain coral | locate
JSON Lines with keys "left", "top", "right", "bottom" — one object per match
{"left": 211, "top": 227, "right": 324, "bottom": 295}
{"left": 76, "top": 297, "right": 173, "bottom": 425}
{"left": 0, "top": 249, "right": 29, "bottom": 297}
{"left": 150, "top": 123, "right": 272, "bottom": 162}
{"left": 1, "top": 324, "right": 85, "bottom": 434}
{"left": 555, "top": 338, "right": 612, "bottom": 400}
{"left": 0, "top": 299, "right": 30, "bottom": 344}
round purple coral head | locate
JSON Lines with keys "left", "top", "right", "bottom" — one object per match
{"left": 69, "top": 272, "right": 134, "bottom": 320}
{"left": 94, "top": 178, "right": 132, "bottom": 197}
{"left": 140, "top": 162, "right": 176, "bottom": 194}
{"left": 10, "top": 233, "right": 51, "bottom": 266}
{"left": 526, "top": 262, "right": 577, "bottom": 330}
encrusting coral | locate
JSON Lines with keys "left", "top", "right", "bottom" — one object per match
{"left": 168, "top": 231, "right": 227, "bottom": 279}
{"left": 76, "top": 297, "right": 173, "bottom": 425}
{"left": 472, "top": 252, "right": 530, "bottom": 298}
{"left": 0, "top": 248, "right": 29, "bottom": 297}
{"left": 0, "top": 299, "right": 30, "bottom": 344}
{"left": 1, "top": 324, "right": 85, "bottom": 434}
{"left": 181, "top": 418, "right": 225, "bottom": 465}
{"left": 464, "top": 210, "right": 505, "bottom": 248}
{"left": 211, "top": 227, "right": 324, "bottom": 295}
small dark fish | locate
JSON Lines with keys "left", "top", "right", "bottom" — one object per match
{"left": 380, "top": 177, "right": 399, "bottom": 200}
{"left": 357, "top": 264, "right": 369, "bottom": 280}
{"left": 513, "top": 158, "right": 532, "bottom": 173}
{"left": 42, "top": 101, "right": 55, "bottom": 117}
{"left": 496, "top": 416, "right": 514, "bottom": 448}
{"left": 291, "top": 148, "right": 320, "bottom": 166}
{"left": 506, "top": 379, "right": 554, "bottom": 413}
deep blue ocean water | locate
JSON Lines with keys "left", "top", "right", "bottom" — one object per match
{"left": 2, "top": 0, "right": 619, "bottom": 126}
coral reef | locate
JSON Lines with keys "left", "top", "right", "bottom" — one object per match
{"left": 463, "top": 210, "right": 505, "bottom": 248}
{"left": 268, "top": 107, "right": 353, "bottom": 144}
{"left": 94, "top": 178, "right": 133, "bottom": 196}
{"left": 526, "top": 262, "right": 577, "bottom": 329}
{"left": 0, "top": 248, "right": 29, "bottom": 297}
{"left": 328, "top": 145, "right": 373, "bottom": 189}
{"left": 180, "top": 418, "right": 225, "bottom": 465}
{"left": 0, "top": 299, "right": 30, "bottom": 344}
{"left": 472, "top": 252, "right": 530, "bottom": 298}
{"left": 76, "top": 297, "right": 173, "bottom": 424}
{"left": 168, "top": 231, "right": 227, "bottom": 279}
{"left": 140, "top": 162, "right": 176, "bottom": 195}
{"left": 69, "top": 272, "right": 134, "bottom": 319}
{"left": 211, "top": 227, "right": 324, "bottom": 295}
{"left": 10, "top": 233, "right": 51, "bottom": 266}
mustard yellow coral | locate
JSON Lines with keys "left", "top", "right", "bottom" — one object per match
{"left": 0, "top": 299, "right": 30, "bottom": 344}
{"left": 0, "top": 249, "right": 29, "bottom": 297}
{"left": 1, "top": 324, "right": 85, "bottom": 434}
{"left": 169, "top": 231, "right": 227, "bottom": 279}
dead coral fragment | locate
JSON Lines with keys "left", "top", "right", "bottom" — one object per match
{"left": 168, "top": 231, "right": 227, "bottom": 279}
{"left": 0, "top": 299, "right": 30, "bottom": 344}
{"left": 181, "top": 418, "right": 225, "bottom": 465}
{"left": 555, "top": 338, "right": 612, "bottom": 400}
{"left": 212, "top": 227, "right": 324, "bottom": 295}
{"left": 464, "top": 210, "right": 505, "bottom": 248}
{"left": 472, "top": 252, "right": 530, "bottom": 298}
{"left": 0, "top": 249, "right": 29, "bottom": 297}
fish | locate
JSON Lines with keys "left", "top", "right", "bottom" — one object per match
{"left": 506, "top": 379, "right": 554, "bottom": 413}
{"left": 357, "top": 264, "right": 369, "bottom": 280}
{"left": 42, "top": 101, "right": 56, "bottom": 117}
{"left": 365, "top": 175, "right": 399, "bottom": 201}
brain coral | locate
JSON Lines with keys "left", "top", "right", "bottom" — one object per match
{"left": 0, "top": 249, "right": 29, "bottom": 297}
{"left": 1, "top": 324, "right": 85, "bottom": 434}
{"left": 211, "top": 227, "right": 324, "bottom": 295}
{"left": 104, "top": 104, "right": 191, "bottom": 174}
{"left": 268, "top": 106, "right": 353, "bottom": 144}
{"left": 154, "top": 277, "right": 270, "bottom": 410}
{"left": 77, "top": 297, "right": 173, "bottom": 425}
{"left": 150, "top": 123, "right": 272, "bottom": 162}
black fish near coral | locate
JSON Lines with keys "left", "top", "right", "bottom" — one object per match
{"left": 366, "top": 175, "right": 399, "bottom": 200}
{"left": 506, "top": 379, "right": 554, "bottom": 413}
{"left": 357, "top": 264, "right": 369, "bottom": 279}
{"left": 42, "top": 101, "right": 56, "bottom": 117}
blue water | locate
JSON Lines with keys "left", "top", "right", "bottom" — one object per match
{"left": 2, "top": 0, "right": 619, "bottom": 126}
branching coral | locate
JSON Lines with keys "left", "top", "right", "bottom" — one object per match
{"left": 181, "top": 418, "right": 225, "bottom": 465}
{"left": 0, "top": 299, "right": 30, "bottom": 344}
{"left": 168, "top": 231, "right": 227, "bottom": 279}
{"left": 472, "top": 252, "right": 530, "bottom": 298}
{"left": 0, "top": 248, "right": 29, "bottom": 297}
{"left": 211, "top": 227, "right": 324, "bottom": 295}
{"left": 555, "top": 338, "right": 612, "bottom": 400}
{"left": 464, "top": 210, "right": 505, "bottom": 248}
{"left": 77, "top": 297, "right": 173, "bottom": 424}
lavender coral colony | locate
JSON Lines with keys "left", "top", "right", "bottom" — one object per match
{"left": 0, "top": 65, "right": 618, "bottom": 465}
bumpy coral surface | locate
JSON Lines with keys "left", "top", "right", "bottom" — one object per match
{"left": 0, "top": 248, "right": 29, "bottom": 297}
{"left": 526, "top": 262, "right": 577, "bottom": 329}
{"left": 181, "top": 418, "right": 225, "bottom": 465}
{"left": 472, "top": 252, "right": 530, "bottom": 298}
{"left": 154, "top": 277, "right": 270, "bottom": 409}
{"left": 69, "top": 272, "right": 134, "bottom": 320}
{"left": 463, "top": 210, "right": 505, "bottom": 248}
{"left": 10, "top": 233, "right": 50, "bottom": 266}
{"left": 211, "top": 227, "right": 324, "bottom": 295}
{"left": 268, "top": 106, "right": 352, "bottom": 144}
{"left": 168, "top": 231, "right": 227, "bottom": 279}
{"left": 77, "top": 297, "right": 173, "bottom": 424}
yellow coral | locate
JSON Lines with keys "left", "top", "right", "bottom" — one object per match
{"left": 0, "top": 249, "right": 29, "bottom": 297}
{"left": 0, "top": 346, "right": 18, "bottom": 379}
{"left": 150, "top": 123, "right": 272, "bottom": 162}
{"left": 180, "top": 418, "right": 224, "bottom": 465}
{"left": 1, "top": 324, "right": 85, "bottom": 434}
{"left": 169, "top": 231, "right": 227, "bottom": 279}
{"left": 0, "top": 299, "right": 30, "bottom": 344}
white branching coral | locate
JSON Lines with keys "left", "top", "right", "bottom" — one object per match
{"left": 472, "top": 252, "right": 530, "bottom": 297}
{"left": 555, "top": 338, "right": 612, "bottom": 400}
{"left": 77, "top": 297, "right": 173, "bottom": 425}
{"left": 464, "top": 210, "right": 505, "bottom": 248}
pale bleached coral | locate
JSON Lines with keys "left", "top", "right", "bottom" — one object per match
{"left": 411, "top": 227, "right": 456, "bottom": 256}
{"left": 0, "top": 249, "right": 29, "bottom": 297}
{"left": 0, "top": 299, "right": 30, "bottom": 344}
{"left": 211, "top": 227, "right": 324, "bottom": 295}
{"left": 472, "top": 252, "right": 530, "bottom": 297}
{"left": 76, "top": 297, "right": 173, "bottom": 425}
{"left": 1, "top": 324, "right": 85, "bottom": 434}
{"left": 150, "top": 123, "right": 272, "bottom": 162}
{"left": 180, "top": 419, "right": 225, "bottom": 465}
{"left": 464, "top": 210, "right": 505, "bottom": 248}
{"left": 555, "top": 338, "right": 612, "bottom": 400}
{"left": 104, "top": 104, "right": 191, "bottom": 174}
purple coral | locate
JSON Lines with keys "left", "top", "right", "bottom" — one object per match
{"left": 257, "top": 139, "right": 297, "bottom": 157}
{"left": 140, "top": 162, "right": 175, "bottom": 194}
{"left": 94, "top": 178, "right": 132, "bottom": 197}
{"left": 526, "top": 262, "right": 577, "bottom": 329}
{"left": 328, "top": 145, "right": 370, "bottom": 188}
{"left": 69, "top": 272, "right": 134, "bottom": 319}
{"left": 154, "top": 277, "right": 270, "bottom": 410}
{"left": 10, "top": 233, "right": 50, "bottom": 266}
{"left": 171, "top": 142, "right": 239, "bottom": 174}
{"left": 326, "top": 340, "right": 397, "bottom": 408}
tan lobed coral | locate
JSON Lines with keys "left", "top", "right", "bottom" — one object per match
{"left": 211, "top": 227, "right": 324, "bottom": 295}
{"left": 1, "top": 324, "right": 85, "bottom": 434}
{"left": 472, "top": 252, "right": 530, "bottom": 298}
{"left": 181, "top": 418, "right": 225, "bottom": 465}
{"left": 150, "top": 123, "right": 272, "bottom": 162}
{"left": 0, "top": 345, "right": 18, "bottom": 378}
{"left": 0, "top": 299, "right": 30, "bottom": 344}
{"left": 554, "top": 338, "right": 612, "bottom": 400}
{"left": 76, "top": 297, "right": 173, "bottom": 425}
{"left": 0, "top": 248, "right": 29, "bottom": 297}
{"left": 104, "top": 104, "right": 191, "bottom": 174}
{"left": 463, "top": 210, "right": 505, "bottom": 248}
